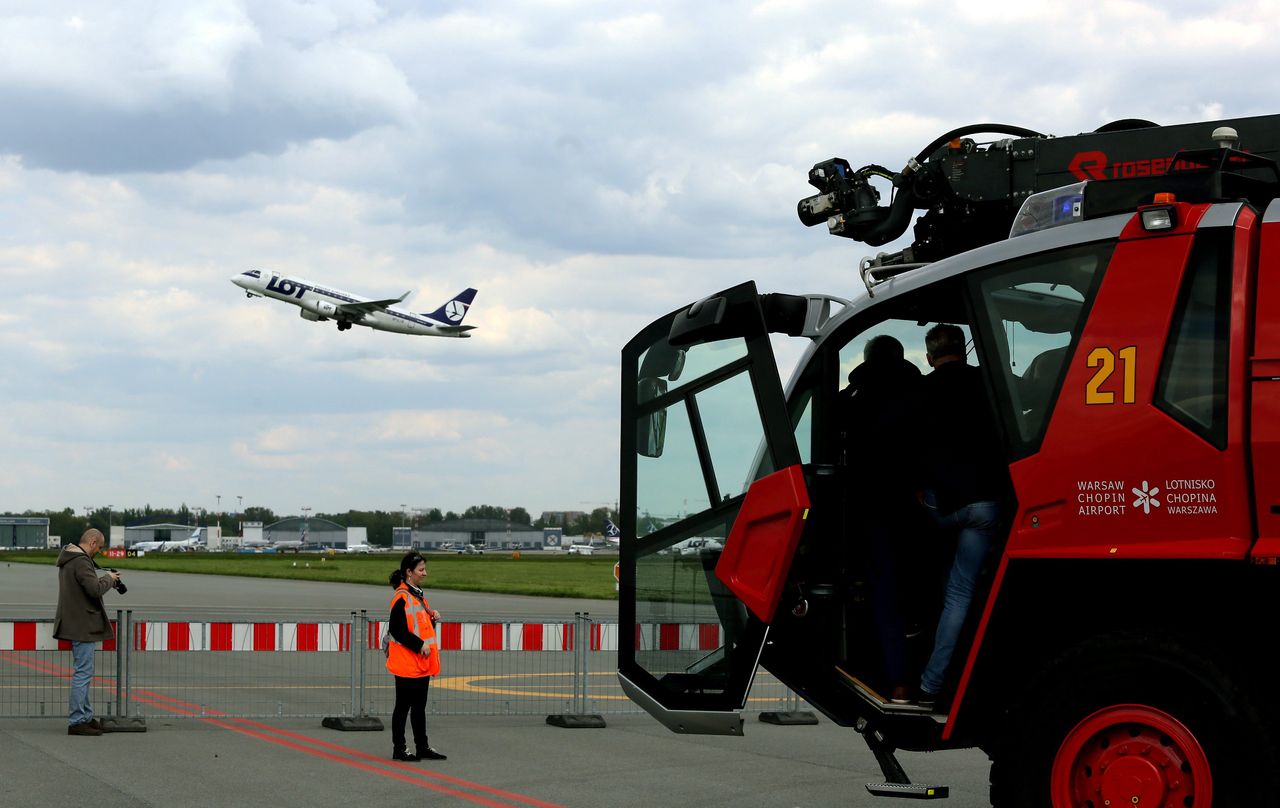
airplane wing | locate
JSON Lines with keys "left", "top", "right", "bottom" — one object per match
{"left": 434, "top": 325, "right": 477, "bottom": 335}
{"left": 334, "top": 292, "right": 411, "bottom": 318}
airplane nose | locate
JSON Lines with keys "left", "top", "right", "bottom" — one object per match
{"left": 231, "top": 275, "right": 246, "bottom": 287}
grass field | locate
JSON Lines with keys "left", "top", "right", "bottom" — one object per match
{"left": 5, "top": 551, "right": 621, "bottom": 600}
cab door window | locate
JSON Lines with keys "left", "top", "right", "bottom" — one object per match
{"left": 968, "top": 243, "right": 1114, "bottom": 457}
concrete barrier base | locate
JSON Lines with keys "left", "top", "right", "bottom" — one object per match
{"left": 545, "top": 714, "right": 606, "bottom": 729}
{"left": 322, "top": 716, "right": 384, "bottom": 731}
{"left": 101, "top": 716, "right": 148, "bottom": 733}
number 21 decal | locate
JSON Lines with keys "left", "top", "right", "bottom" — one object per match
{"left": 1085, "top": 346, "right": 1137, "bottom": 405}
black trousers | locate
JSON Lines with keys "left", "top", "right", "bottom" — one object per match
{"left": 391, "top": 675, "right": 431, "bottom": 751}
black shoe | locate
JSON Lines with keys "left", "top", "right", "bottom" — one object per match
{"left": 68, "top": 721, "right": 103, "bottom": 737}
{"left": 417, "top": 747, "right": 447, "bottom": 761}
{"left": 917, "top": 688, "right": 940, "bottom": 710}
{"left": 392, "top": 749, "right": 420, "bottom": 762}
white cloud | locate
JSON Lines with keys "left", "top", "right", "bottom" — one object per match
{"left": 1, "top": 0, "right": 1279, "bottom": 515}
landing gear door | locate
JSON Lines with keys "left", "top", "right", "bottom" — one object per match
{"left": 618, "top": 281, "right": 802, "bottom": 734}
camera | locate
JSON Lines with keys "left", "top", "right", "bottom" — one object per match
{"left": 107, "top": 569, "right": 127, "bottom": 595}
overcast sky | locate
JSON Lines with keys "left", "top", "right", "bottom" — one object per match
{"left": 1, "top": 1, "right": 1276, "bottom": 519}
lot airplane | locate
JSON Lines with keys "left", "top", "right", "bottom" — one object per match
{"left": 232, "top": 270, "right": 477, "bottom": 337}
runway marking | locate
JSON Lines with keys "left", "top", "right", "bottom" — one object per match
{"left": 0, "top": 650, "right": 566, "bottom": 808}
{"left": 432, "top": 671, "right": 786, "bottom": 704}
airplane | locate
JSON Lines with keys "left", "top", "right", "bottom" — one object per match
{"left": 231, "top": 269, "right": 477, "bottom": 337}
{"left": 134, "top": 528, "right": 204, "bottom": 553}
{"left": 604, "top": 518, "right": 621, "bottom": 547}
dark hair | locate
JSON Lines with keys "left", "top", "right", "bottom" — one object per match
{"left": 863, "top": 334, "right": 905, "bottom": 364}
{"left": 389, "top": 551, "right": 425, "bottom": 587}
{"left": 925, "top": 323, "right": 966, "bottom": 360}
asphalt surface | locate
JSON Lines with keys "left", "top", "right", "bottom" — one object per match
{"left": 0, "top": 560, "right": 995, "bottom": 807}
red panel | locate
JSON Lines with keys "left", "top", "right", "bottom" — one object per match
{"left": 714, "top": 464, "right": 811, "bottom": 623}
{"left": 167, "top": 622, "right": 190, "bottom": 651}
{"left": 658, "top": 623, "right": 680, "bottom": 650}
{"left": 13, "top": 623, "right": 34, "bottom": 651}
{"left": 1253, "top": 215, "right": 1280, "bottom": 359}
{"left": 210, "top": 623, "right": 233, "bottom": 651}
{"left": 439, "top": 622, "right": 461, "bottom": 650}
{"left": 102, "top": 622, "right": 116, "bottom": 652}
{"left": 134, "top": 623, "right": 147, "bottom": 651}
{"left": 520, "top": 623, "right": 543, "bottom": 651}
{"left": 253, "top": 623, "right": 275, "bottom": 651}
{"left": 58, "top": 640, "right": 71, "bottom": 651}
{"left": 698, "top": 623, "right": 720, "bottom": 650}
{"left": 562, "top": 623, "right": 574, "bottom": 651}
{"left": 480, "top": 623, "right": 503, "bottom": 650}
{"left": 1005, "top": 218, "right": 1252, "bottom": 561}
{"left": 296, "top": 623, "right": 318, "bottom": 652}
{"left": 340, "top": 623, "right": 350, "bottom": 652}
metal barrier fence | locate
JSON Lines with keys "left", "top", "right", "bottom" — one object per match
{"left": 0, "top": 609, "right": 806, "bottom": 723}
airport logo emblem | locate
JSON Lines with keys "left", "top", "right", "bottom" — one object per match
{"left": 1131, "top": 481, "right": 1161, "bottom": 515}
{"left": 445, "top": 301, "right": 467, "bottom": 322}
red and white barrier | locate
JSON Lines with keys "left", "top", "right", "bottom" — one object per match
{"left": 1, "top": 620, "right": 720, "bottom": 653}
{"left": 133, "top": 622, "right": 351, "bottom": 652}
{"left": 0, "top": 622, "right": 118, "bottom": 651}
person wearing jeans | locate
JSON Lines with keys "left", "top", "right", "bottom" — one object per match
{"left": 914, "top": 324, "right": 1009, "bottom": 707}
{"left": 54, "top": 528, "right": 119, "bottom": 736}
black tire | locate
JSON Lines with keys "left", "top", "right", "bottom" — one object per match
{"left": 989, "top": 633, "right": 1279, "bottom": 807}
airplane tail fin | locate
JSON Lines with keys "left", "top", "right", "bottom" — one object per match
{"left": 425, "top": 288, "right": 478, "bottom": 325}
{"left": 605, "top": 518, "right": 621, "bottom": 539}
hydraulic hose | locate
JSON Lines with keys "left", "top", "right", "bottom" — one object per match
{"left": 859, "top": 123, "right": 1048, "bottom": 247}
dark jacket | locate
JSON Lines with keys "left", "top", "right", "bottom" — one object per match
{"left": 54, "top": 544, "right": 114, "bottom": 643}
{"left": 840, "top": 357, "right": 923, "bottom": 498}
{"left": 919, "top": 361, "right": 1008, "bottom": 513}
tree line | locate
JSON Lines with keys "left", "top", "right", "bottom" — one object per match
{"left": 8, "top": 503, "right": 619, "bottom": 548}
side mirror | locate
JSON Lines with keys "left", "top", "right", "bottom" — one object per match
{"left": 636, "top": 377, "right": 668, "bottom": 458}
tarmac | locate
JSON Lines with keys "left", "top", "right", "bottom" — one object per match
{"left": 0, "top": 560, "right": 995, "bottom": 807}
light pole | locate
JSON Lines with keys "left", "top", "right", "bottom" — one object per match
{"left": 301, "top": 506, "right": 311, "bottom": 545}
{"left": 237, "top": 495, "right": 243, "bottom": 535}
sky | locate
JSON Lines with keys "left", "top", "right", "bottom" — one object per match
{"left": 1, "top": 0, "right": 1278, "bottom": 520}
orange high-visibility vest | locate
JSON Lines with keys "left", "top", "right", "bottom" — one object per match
{"left": 386, "top": 585, "right": 440, "bottom": 678}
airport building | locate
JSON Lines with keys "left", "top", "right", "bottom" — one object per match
{"left": 403, "top": 518, "right": 546, "bottom": 551}
{"left": 0, "top": 517, "right": 50, "bottom": 550}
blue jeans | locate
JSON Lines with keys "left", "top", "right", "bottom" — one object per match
{"left": 920, "top": 498, "right": 1001, "bottom": 695}
{"left": 69, "top": 641, "right": 95, "bottom": 725}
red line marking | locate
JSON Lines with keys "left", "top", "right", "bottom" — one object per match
{"left": 231, "top": 718, "right": 566, "bottom": 808}
{"left": 205, "top": 717, "right": 557, "bottom": 808}
{"left": 0, "top": 650, "right": 563, "bottom": 807}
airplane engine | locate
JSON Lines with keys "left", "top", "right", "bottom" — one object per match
{"left": 315, "top": 301, "right": 337, "bottom": 317}
{"left": 300, "top": 309, "right": 322, "bottom": 321}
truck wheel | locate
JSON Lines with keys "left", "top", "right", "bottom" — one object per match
{"left": 989, "top": 634, "right": 1277, "bottom": 808}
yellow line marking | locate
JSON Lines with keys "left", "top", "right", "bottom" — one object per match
{"left": 431, "top": 672, "right": 786, "bottom": 703}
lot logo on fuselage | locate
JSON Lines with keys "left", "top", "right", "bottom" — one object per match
{"left": 267, "top": 275, "right": 305, "bottom": 299}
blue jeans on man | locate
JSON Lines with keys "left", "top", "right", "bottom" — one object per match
{"left": 70, "top": 640, "right": 95, "bottom": 725}
{"left": 920, "top": 496, "right": 1002, "bottom": 696}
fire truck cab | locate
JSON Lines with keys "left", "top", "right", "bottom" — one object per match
{"left": 618, "top": 116, "right": 1280, "bottom": 805}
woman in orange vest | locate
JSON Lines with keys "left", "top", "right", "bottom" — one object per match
{"left": 386, "top": 551, "right": 446, "bottom": 761}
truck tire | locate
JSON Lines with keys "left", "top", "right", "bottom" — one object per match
{"left": 989, "top": 633, "right": 1278, "bottom": 808}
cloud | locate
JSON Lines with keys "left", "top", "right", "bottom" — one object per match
{"left": 3, "top": 0, "right": 1280, "bottom": 516}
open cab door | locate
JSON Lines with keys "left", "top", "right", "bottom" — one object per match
{"left": 618, "top": 281, "right": 810, "bottom": 735}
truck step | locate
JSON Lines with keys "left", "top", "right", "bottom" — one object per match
{"left": 865, "top": 782, "right": 949, "bottom": 800}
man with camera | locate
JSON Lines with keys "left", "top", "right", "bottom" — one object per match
{"left": 54, "top": 528, "right": 121, "bottom": 736}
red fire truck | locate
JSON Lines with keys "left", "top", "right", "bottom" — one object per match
{"left": 617, "top": 115, "right": 1280, "bottom": 805}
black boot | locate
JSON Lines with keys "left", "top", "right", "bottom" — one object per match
{"left": 392, "top": 747, "right": 420, "bottom": 762}
{"left": 417, "top": 746, "right": 447, "bottom": 761}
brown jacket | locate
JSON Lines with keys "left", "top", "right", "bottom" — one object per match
{"left": 54, "top": 544, "right": 115, "bottom": 642}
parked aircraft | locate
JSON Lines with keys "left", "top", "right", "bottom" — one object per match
{"left": 134, "top": 529, "right": 203, "bottom": 553}
{"left": 231, "top": 270, "right": 477, "bottom": 337}
{"left": 344, "top": 543, "right": 372, "bottom": 554}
